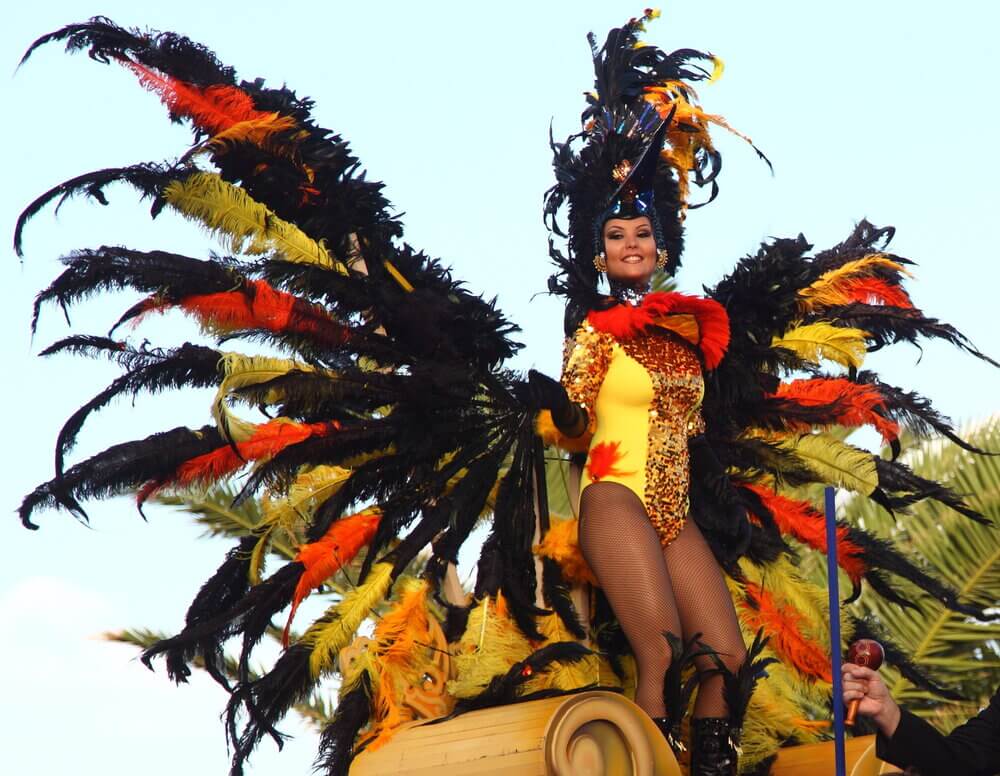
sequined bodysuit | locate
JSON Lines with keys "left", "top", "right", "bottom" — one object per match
{"left": 562, "top": 319, "right": 706, "bottom": 545}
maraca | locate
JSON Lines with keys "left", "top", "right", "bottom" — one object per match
{"left": 845, "top": 638, "right": 884, "bottom": 725}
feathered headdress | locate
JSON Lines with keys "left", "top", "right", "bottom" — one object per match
{"left": 544, "top": 10, "right": 764, "bottom": 310}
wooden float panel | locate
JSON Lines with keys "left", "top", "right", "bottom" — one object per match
{"left": 350, "top": 697, "right": 563, "bottom": 775}
{"left": 771, "top": 735, "right": 897, "bottom": 775}
{"left": 350, "top": 692, "right": 678, "bottom": 776}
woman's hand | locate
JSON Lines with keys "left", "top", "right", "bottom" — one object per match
{"left": 526, "top": 370, "right": 569, "bottom": 412}
{"left": 526, "top": 370, "right": 587, "bottom": 437}
{"left": 842, "top": 663, "right": 902, "bottom": 737}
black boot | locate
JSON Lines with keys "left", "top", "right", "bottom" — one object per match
{"left": 651, "top": 715, "right": 685, "bottom": 756}
{"left": 689, "top": 717, "right": 738, "bottom": 776}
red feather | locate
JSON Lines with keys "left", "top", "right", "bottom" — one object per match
{"left": 739, "top": 581, "right": 833, "bottom": 683}
{"left": 125, "top": 61, "right": 276, "bottom": 134}
{"left": 743, "top": 484, "right": 867, "bottom": 582}
{"left": 774, "top": 378, "right": 899, "bottom": 443}
{"left": 669, "top": 294, "right": 730, "bottom": 369}
{"left": 139, "top": 280, "right": 349, "bottom": 346}
{"left": 137, "top": 419, "right": 338, "bottom": 504}
{"left": 587, "top": 291, "right": 730, "bottom": 369}
{"left": 840, "top": 277, "right": 912, "bottom": 308}
{"left": 586, "top": 440, "right": 634, "bottom": 481}
{"left": 283, "top": 510, "right": 382, "bottom": 646}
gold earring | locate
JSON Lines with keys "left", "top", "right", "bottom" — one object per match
{"left": 593, "top": 252, "right": 608, "bottom": 272}
{"left": 656, "top": 248, "right": 669, "bottom": 270}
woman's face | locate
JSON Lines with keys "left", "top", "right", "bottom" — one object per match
{"left": 602, "top": 216, "right": 657, "bottom": 286}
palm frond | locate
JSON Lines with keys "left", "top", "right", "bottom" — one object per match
{"left": 813, "top": 419, "right": 1000, "bottom": 725}
{"left": 107, "top": 626, "right": 335, "bottom": 729}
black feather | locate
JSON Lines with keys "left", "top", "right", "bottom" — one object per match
{"left": 452, "top": 642, "right": 592, "bottom": 713}
{"left": 313, "top": 674, "right": 373, "bottom": 776}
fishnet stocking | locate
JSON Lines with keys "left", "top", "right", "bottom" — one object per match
{"left": 579, "top": 481, "right": 680, "bottom": 717}
{"left": 662, "top": 518, "right": 747, "bottom": 718}
{"left": 578, "top": 482, "right": 745, "bottom": 720}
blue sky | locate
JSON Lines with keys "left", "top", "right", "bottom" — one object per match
{"left": 2, "top": 2, "right": 998, "bottom": 774}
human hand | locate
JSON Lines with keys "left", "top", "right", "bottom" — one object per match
{"left": 842, "top": 663, "right": 901, "bottom": 737}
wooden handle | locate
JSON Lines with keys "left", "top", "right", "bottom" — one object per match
{"left": 845, "top": 697, "right": 860, "bottom": 726}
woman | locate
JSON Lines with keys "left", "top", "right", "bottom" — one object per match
{"left": 533, "top": 206, "right": 747, "bottom": 774}
{"left": 527, "top": 11, "right": 767, "bottom": 774}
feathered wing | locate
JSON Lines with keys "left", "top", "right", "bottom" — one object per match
{"left": 21, "top": 15, "right": 1000, "bottom": 776}
{"left": 18, "top": 18, "right": 552, "bottom": 775}
{"left": 700, "top": 220, "right": 995, "bottom": 601}
{"left": 682, "top": 220, "right": 997, "bottom": 762}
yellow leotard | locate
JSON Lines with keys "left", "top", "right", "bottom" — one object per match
{"left": 561, "top": 320, "right": 706, "bottom": 545}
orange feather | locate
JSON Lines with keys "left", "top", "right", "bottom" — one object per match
{"left": 839, "top": 277, "right": 912, "bottom": 308}
{"left": 743, "top": 484, "right": 867, "bottom": 582}
{"left": 126, "top": 61, "right": 280, "bottom": 135}
{"left": 367, "top": 581, "right": 433, "bottom": 750}
{"left": 137, "top": 419, "right": 338, "bottom": 505}
{"left": 739, "top": 581, "right": 832, "bottom": 683}
{"left": 283, "top": 510, "right": 382, "bottom": 646}
{"left": 586, "top": 441, "right": 634, "bottom": 482}
{"left": 774, "top": 378, "right": 899, "bottom": 443}
{"left": 139, "top": 280, "right": 349, "bottom": 346}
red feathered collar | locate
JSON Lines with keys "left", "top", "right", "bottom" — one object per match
{"left": 587, "top": 291, "right": 730, "bottom": 370}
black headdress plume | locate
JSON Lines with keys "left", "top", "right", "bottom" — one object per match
{"left": 544, "top": 10, "right": 765, "bottom": 313}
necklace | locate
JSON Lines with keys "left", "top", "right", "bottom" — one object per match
{"left": 609, "top": 279, "right": 651, "bottom": 307}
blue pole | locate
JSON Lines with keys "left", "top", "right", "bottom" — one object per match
{"left": 825, "top": 485, "right": 847, "bottom": 776}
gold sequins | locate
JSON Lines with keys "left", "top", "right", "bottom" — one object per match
{"left": 561, "top": 323, "right": 614, "bottom": 436}
{"left": 621, "top": 330, "right": 704, "bottom": 546}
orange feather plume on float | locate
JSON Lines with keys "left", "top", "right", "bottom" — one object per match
{"left": 739, "top": 581, "right": 833, "bottom": 683}
{"left": 744, "top": 484, "right": 867, "bottom": 582}
{"left": 366, "top": 580, "right": 434, "bottom": 750}
{"left": 283, "top": 509, "right": 382, "bottom": 646}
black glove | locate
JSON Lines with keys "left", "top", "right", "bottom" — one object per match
{"left": 526, "top": 369, "right": 586, "bottom": 435}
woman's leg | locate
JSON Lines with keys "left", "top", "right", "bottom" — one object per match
{"left": 578, "top": 481, "right": 682, "bottom": 717}
{"left": 660, "top": 519, "right": 746, "bottom": 718}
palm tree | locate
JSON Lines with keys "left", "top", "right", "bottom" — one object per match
{"left": 802, "top": 418, "right": 1000, "bottom": 729}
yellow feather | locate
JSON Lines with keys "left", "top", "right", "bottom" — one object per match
{"left": 772, "top": 322, "right": 869, "bottom": 369}
{"left": 447, "top": 595, "right": 532, "bottom": 699}
{"left": 365, "top": 579, "right": 433, "bottom": 750}
{"left": 163, "top": 172, "right": 347, "bottom": 274}
{"left": 304, "top": 562, "right": 394, "bottom": 678}
{"left": 741, "top": 671, "right": 827, "bottom": 768}
{"left": 533, "top": 517, "right": 598, "bottom": 586}
{"left": 536, "top": 613, "right": 597, "bottom": 692}
{"left": 381, "top": 259, "right": 414, "bottom": 293}
{"left": 798, "top": 254, "right": 911, "bottom": 312}
{"left": 261, "top": 464, "right": 352, "bottom": 532}
{"left": 709, "top": 55, "right": 725, "bottom": 83}
{"left": 248, "top": 525, "right": 274, "bottom": 586}
{"left": 212, "top": 353, "right": 327, "bottom": 441}
{"left": 775, "top": 432, "right": 878, "bottom": 495}
{"left": 202, "top": 115, "right": 301, "bottom": 156}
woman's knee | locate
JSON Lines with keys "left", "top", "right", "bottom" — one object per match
{"left": 634, "top": 633, "right": 674, "bottom": 672}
